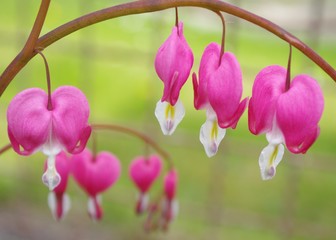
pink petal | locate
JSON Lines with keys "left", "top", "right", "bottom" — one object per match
{"left": 220, "top": 97, "right": 249, "bottom": 129}
{"left": 276, "top": 74, "right": 324, "bottom": 153}
{"left": 193, "top": 43, "right": 220, "bottom": 110}
{"left": 248, "top": 65, "right": 287, "bottom": 135}
{"left": 71, "top": 148, "right": 121, "bottom": 196}
{"left": 51, "top": 86, "right": 91, "bottom": 154}
{"left": 207, "top": 51, "right": 247, "bottom": 128}
{"left": 155, "top": 22, "right": 194, "bottom": 106}
{"left": 129, "top": 155, "right": 162, "bottom": 193}
{"left": 7, "top": 88, "right": 51, "bottom": 155}
{"left": 164, "top": 169, "right": 178, "bottom": 201}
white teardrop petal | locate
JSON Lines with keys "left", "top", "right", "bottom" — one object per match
{"left": 62, "top": 193, "right": 71, "bottom": 219}
{"left": 259, "top": 143, "right": 285, "bottom": 180}
{"left": 200, "top": 117, "right": 226, "bottom": 157}
{"left": 155, "top": 99, "right": 185, "bottom": 135}
{"left": 42, "top": 154, "right": 61, "bottom": 191}
{"left": 48, "top": 192, "right": 57, "bottom": 220}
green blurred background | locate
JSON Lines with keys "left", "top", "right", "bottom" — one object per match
{"left": 0, "top": 0, "right": 335, "bottom": 239}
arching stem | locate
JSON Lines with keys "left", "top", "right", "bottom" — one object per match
{"left": 91, "top": 131, "right": 98, "bottom": 162}
{"left": 0, "top": 143, "right": 12, "bottom": 156}
{"left": 0, "top": 0, "right": 335, "bottom": 96}
{"left": 22, "top": 0, "right": 50, "bottom": 60}
{"left": 92, "top": 124, "right": 173, "bottom": 170}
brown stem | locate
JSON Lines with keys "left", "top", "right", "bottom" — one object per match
{"left": 22, "top": 0, "right": 51, "bottom": 59}
{"left": 35, "top": 50, "right": 53, "bottom": 110}
{"left": 214, "top": 11, "right": 225, "bottom": 65}
{"left": 285, "top": 44, "right": 292, "bottom": 91}
{"left": 92, "top": 124, "right": 173, "bottom": 169}
{"left": 175, "top": 7, "right": 179, "bottom": 28}
{"left": 0, "top": 143, "right": 12, "bottom": 155}
{"left": 91, "top": 131, "right": 98, "bottom": 162}
{"left": 0, "top": 0, "right": 335, "bottom": 96}
{"left": 0, "top": 0, "right": 50, "bottom": 96}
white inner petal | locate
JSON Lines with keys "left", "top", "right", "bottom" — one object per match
{"left": 47, "top": 192, "right": 71, "bottom": 221}
{"left": 200, "top": 109, "right": 226, "bottom": 157}
{"left": 41, "top": 124, "right": 62, "bottom": 156}
{"left": 62, "top": 193, "right": 71, "bottom": 220}
{"left": 155, "top": 99, "right": 185, "bottom": 135}
{"left": 42, "top": 154, "right": 61, "bottom": 191}
{"left": 170, "top": 199, "right": 179, "bottom": 221}
{"left": 137, "top": 192, "right": 149, "bottom": 214}
{"left": 162, "top": 198, "right": 179, "bottom": 222}
{"left": 259, "top": 143, "right": 285, "bottom": 180}
{"left": 88, "top": 195, "right": 102, "bottom": 221}
{"left": 48, "top": 192, "right": 57, "bottom": 220}
{"left": 266, "top": 117, "right": 284, "bottom": 145}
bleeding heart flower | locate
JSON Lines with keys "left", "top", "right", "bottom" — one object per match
{"left": 129, "top": 155, "right": 162, "bottom": 214}
{"left": 154, "top": 22, "right": 194, "bottom": 135}
{"left": 161, "top": 169, "right": 178, "bottom": 230}
{"left": 45, "top": 151, "right": 71, "bottom": 221}
{"left": 7, "top": 86, "right": 91, "bottom": 191}
{"left": 248, "top": 65, "right": 324, "bottom": 180}
{"left": 193, "top": 43, "right": 248, "bottom": 157}
{"left": 71, "top": 148, "right": 121, "bottom": 221}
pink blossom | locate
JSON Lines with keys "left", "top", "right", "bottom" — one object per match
{"left": 129, "top": 155, "right": 162, "bottom": 214}
{"left": 71, "top": 148, "right": 121, "bottom": 220}
{"left": 45, "top": 151, "right": 71, "bottom": 221}
{"left": 7, "top": 86, "right": 91, "bottom": 156}
{"left": 7, "top": 86, "right": 91, "bottom": 190}
{"left": 162, "top": 169, "right": 178, "bottom": 228}
{"left": 248, "top": 65, "right": 324, "bottom": 180}
{"left": 193, "top": 43, "right": 248, "bottom": 157}
{"left": 154, "top": 22, "right": 194, "bottom": 135}
{"left": 155, "top": 22, "right": 194, "bottom": 106}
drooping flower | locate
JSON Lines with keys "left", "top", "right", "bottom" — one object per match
{"left": 7, "top": 86, "right": 91, "bottom": 190}
{"left": 248, "top": 65, "right": 324, "bottom": 180}
{"left": 71, "top": 148, "right": 121, "bottom": 221}
{"left": 161, "top": 169, "right": 178, "bottom": 230}
{"left": 129, "top": 155, "right": 162, "bottom": 214}
{"left": 154, "top": 22, "right": 194, "bottom": 135}
{"left": 193, "top": 43, "right": 248, "bottom": 157}
{"left": 45, "top": 151, "right": 71, "bottom": 221}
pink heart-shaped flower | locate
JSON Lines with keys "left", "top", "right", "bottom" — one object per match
{"left": 71, "top": 148, "right": 121, "bottom": 220}
{"left": 71, "top": 148, "right": 121, "bottom": 196}
{"left": 7, "top": 86, "right": 91, "bottom": 156}
{"left": 129, "top": 155, "right": 162, "bottom": 214}
{"left": 129, "top": 155, "right": 162, "bottom": 193}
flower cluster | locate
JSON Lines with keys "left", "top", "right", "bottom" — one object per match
{"left": 6, "top": 85, "right": 178, "bottom": 228}
{"left": 129, "top": 156, "right": 178, "bottom": 231}
{"left": 154, "top": 22, "right": 248, "bottom": 158}
{"left": 46, "top": 149, "right": 122, "bottom": 221}
{"left": 3, "top": 12, "right": 325, "bottom": 233}
{"left": 154, "top": 21, "right": 324, "bottom": 180}
{"left": 248, "top": 65, "right": 324, "bottom": 180}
